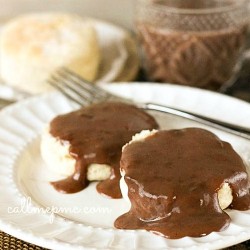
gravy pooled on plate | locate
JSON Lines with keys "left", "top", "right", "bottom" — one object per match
{"left": 49, "top": 102, "right": 158, "bottom": 198}
{"left": 115, "top": 128, "right": 250, "bottom": 238}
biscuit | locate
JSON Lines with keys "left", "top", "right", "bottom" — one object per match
{"left": 120, "top": 130, "right": 233, "bottom": 210}
{"left": 40, "top": 102, "right": 159, "bottom": 197}
{"left": 115, "top": 128, "right": 250, "bottom": 238}
{"left": 0, "top": 13, "right": 100, "bottom": 93}
{"left": 41, "top": 127, "right": 112, "bottom": 181}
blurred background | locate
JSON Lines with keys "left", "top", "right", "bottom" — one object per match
{"left": 0, "top": 0, "right": 134, "bottom": 29}
{"left": 0, "top": 0, "right": 249, "bottom": 99}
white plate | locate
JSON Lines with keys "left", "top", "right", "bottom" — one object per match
{"left": 0, "top": 83, "right": 250, "bottom": 250}
{"left": 93, "top": 19, "right": 138, "bottom": 83}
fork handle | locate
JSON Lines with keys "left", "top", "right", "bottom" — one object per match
{"left": 141, "top": 103, "right": 250, "bottom": 140}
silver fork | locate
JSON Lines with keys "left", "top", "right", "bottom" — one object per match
{"left": 48, "top": 68, "right": 250, "bottom": 140}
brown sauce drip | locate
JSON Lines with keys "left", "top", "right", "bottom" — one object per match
{"left": 115, "top": 128, "right": 250, "bottom": 238}
{"left": 50, "top": 102, "right": 159, "bottom": 198}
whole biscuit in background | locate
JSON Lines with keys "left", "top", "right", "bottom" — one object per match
{"left": 0, "top": 13, "right": 100, "bottom": 94}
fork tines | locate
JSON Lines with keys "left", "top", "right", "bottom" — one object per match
{"left": 48, "top": 68, "right": 115, "bottom": 106}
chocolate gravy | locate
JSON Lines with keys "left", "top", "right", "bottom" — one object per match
{"left": 115, "top": 128, "right": 250, "bottom": 238}
{"left": 137, "top": 1, "right": 248, "bottom": 89}
{"left": 50, "top": 102, "right": 158, "bottom": 198}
